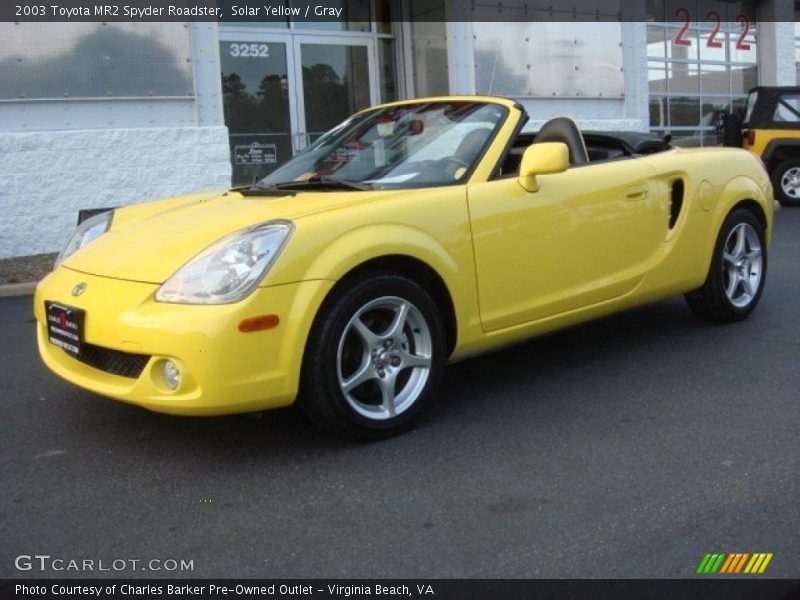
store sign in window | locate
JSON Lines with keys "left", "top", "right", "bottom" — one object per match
{"left": 235, "top": 142, "right": 278, "bottom": 165}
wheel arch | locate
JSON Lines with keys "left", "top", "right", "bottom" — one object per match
{"left": 316, "top": 254, "right": 459, "bottom": 358}
{"left": 729, "top": 198, "right": 768, "bottom": 233}
{"left": 714, "top": 175, "right": 773, "bottom": 243}
{"left": 762, "top": 139, "right": 800, "bottom": 166}
{"left": 293, "top": 222, "right": 473, "bottom": 360}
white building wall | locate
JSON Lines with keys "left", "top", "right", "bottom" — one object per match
{"left": 0, "top": 126, "right": 231, "bottom": 258}
{"left": 0, "top": 22, "right": 231, "bottom": 259}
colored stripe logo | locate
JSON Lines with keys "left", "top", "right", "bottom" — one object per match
{"left": 696, "top": 552, "right": 773, "bottom": 574}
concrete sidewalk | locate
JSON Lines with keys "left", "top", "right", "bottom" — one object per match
{"left": 0, "top": 282, "right": 36, "bottom": 298}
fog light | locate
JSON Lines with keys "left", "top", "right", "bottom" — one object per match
{"left": 162, "top": 360, "right": 181, "bottom": 390}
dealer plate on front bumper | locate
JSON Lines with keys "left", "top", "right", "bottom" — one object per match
{"left": 45, "top": 301, "right": 84, "bottom": 357}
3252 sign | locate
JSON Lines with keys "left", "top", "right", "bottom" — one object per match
{"left": 672, "top": 7, "right": 752, "bottom": 51}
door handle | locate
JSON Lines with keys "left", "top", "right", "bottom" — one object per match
{"left": 626, "top": 185, "right": 649, "bottom": 201}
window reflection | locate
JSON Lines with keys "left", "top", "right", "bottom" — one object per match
{"left": 0, "top": 22, "right": 192, "bottom": 100}
{"left": 219, "top": 41, "right": 292, "bottom": 185}
{"left": 300, "top": 44, "right": 371, "bottom": 138}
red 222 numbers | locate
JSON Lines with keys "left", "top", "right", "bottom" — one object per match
{"left": 673, "top": 7, "right": 751, "bottom": 51}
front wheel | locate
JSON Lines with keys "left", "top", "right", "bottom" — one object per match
{"left": 297, "top": 273, "right": 446, "bottom": 439}
{"left": 771, "top": 158, "right": 800, "bottom": 206}
{"left": 685, "top": 209, "right": 767, "bottom": 322}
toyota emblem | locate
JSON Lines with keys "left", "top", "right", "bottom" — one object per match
{"left": 71, "top": 282, "right": 87, "bottom": 297}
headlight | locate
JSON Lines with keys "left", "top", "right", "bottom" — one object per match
{"left": 155, "top": 220, "right": 294, "bottom": 305}
{"left": 54, "top": 210, "right": 114, "bottom": 268}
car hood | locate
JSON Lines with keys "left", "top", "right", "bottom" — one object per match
{"left": 61, "top": 188, "right": 396, "bottom": 284}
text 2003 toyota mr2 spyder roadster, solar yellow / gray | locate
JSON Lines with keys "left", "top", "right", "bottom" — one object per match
{"left": 35, "top": 96, "right": 773, "bottom": 438}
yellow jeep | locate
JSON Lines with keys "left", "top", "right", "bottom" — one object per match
{"left": 721, "top": 86, "right": 800, "bottom": 205}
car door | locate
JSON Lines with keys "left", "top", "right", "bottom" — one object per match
{"left": 467, "top": 158, "right": 666, "bottom": 332}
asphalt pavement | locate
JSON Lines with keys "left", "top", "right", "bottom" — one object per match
{"left": 1, "top": 209, "right": 798, "bottom": 579}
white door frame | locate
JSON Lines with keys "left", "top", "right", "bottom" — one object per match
{"left": 291, "top": 34, "right": 378, "bottom": 151}
{"left": 217, "top": 29, "right": 380, "bottom": 156}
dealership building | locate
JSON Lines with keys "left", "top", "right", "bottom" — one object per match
{"left": 0, "top": 0, "right": 798, "bottom": 258}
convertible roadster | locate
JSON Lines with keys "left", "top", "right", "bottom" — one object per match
{"left": 35, "top": 96, "right": 773, "bottom": 438}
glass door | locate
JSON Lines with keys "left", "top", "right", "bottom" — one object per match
{"left": 219, "top": 34, "right": 299, "bottom": 185}
{"left": 219, "top": 32, "right": 379, "bottom": 182}
{"left": 292, "top": 35, "right": 378, "bottom": 150}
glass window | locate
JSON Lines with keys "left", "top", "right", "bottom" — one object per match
{"left": 670, "top": 129, "right": 705, "bottom": 147}
{"left": 645, "top": 0, "right": 666, "bottom": 21}
{"left": 668, "top": 96, "right": 701, "bottom": 126}
{"left": 648, "top": 61, "right": 668, "bottom": 94}
{"left": 293, "top": 0, "right": 371, "bottom": 32}
{"left": 698, "top": 30, "right": 727, "bottom": 62}
{"left": 647, "top": 25, "right": 667, "bottom": 58}
{"left": 647, "top": 17, "right": 757, "bottom": 145}
{"left": 773, "top": 96, "right": 800, "bottom": 123}
{"left": 668, "top": 62, "right": 700, "bottom": 94}
{"left": 743, "top": 90, "right": 758, "bottom": 123}
{"left": 730, "top": 65, "right": 757, "bottom": 95}
{"left": 666, "top": 27, "right": 699, "bottom": 60}
{"left": 300, "top": 44, "right": 371, "bottom": 138}
{"left": 0, "top": 22, "right": 193, "bottom": 100}
{"left": 219, "top": 40, "right": 292, "bottom": 185}
{"left": 378, "top": 39, "right": 398, "bottom": 103}
{"left": 699, "top": 64, "right": 728, "bottom": 94}
{"left": 650, "top": 97, "right": 668, "bottom": 127}
{"left": 701, "top": 98, "right": 730, "bottom": 127}
{"left": 375, "top": 0, "right": 395, "bottom": 34}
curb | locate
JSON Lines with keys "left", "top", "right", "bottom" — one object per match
{"left": 0, "top": 282, "right": 37, "bottom": 298}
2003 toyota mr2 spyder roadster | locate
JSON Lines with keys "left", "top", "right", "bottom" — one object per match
{"left": 35, "top": 96, "right": 773, "bottom": 438}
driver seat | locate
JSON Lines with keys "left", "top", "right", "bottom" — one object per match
{"left": 533, "top": 117, "right": 589, "bottom": 166}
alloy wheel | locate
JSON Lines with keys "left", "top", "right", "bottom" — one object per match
{"left": 780, "top": 166, "right": 800, "bottom": 199}
{"left": 721, "top": 222, "right": 763, "bottom": 308}
{"left": 336, "top": 296, "right": 433, "bottom": 420}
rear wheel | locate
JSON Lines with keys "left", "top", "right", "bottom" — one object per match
{"left": 771, "top": 158, "right": 800, "bottom": 206}
{"left": 685, "top": 209, "right": 766, "bottom": 322}
{"left": 297, "top": 273, "right": 445, "bottom": 439}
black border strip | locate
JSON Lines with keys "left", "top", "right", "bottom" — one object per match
{"left": 1, "top": 0, "right": 790, "bottom": 23}
{"left": 3, "top": 579, "right": 800, "bottom": 600}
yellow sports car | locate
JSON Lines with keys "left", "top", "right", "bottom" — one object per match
{"left": 35, "top": 96, "right": 773, "bottom": 438}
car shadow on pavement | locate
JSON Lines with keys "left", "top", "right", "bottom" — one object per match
{"left": 60, "top": 295, "right": 717, "bottom": 459}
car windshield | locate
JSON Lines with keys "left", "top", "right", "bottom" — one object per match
{"left": 256, "top": 101, "right": 508, "bottom": 190}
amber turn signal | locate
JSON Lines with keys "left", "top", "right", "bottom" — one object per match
{"left": 238, "top": 314, "right": 280, "bottom": 332}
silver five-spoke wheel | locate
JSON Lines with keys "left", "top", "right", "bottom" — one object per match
{"left": 780, "top": 166, "right": 800, "bottom": 200}
{"left": 337, "top": 296, "right": 432, "bottom": 420}
{"left": 685, "top": 208, "right": 767, "bottom": 322}
{"left": 721, "top": 222, "right": 763, "bottom": 308}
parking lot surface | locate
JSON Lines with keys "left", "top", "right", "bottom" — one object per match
{"left": 1, "top": 209, "right": 798, "bottom": 579}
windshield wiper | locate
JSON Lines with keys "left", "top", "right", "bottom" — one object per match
{"left": 266, "top": 176, "right": 373, "bottom": 192}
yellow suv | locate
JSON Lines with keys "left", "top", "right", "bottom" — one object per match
{"left": 721, "top": 86, "right": 800, "bottom": 205}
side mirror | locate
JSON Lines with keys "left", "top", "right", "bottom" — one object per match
{"left": 518, "top": 142, "right": 569, "bottom": 192}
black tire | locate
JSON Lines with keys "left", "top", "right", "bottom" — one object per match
{"left": 685, "top": 209, "right": 767, "bottom": 322}
{"left": 770, "top": 158, "right": 800, "bottom": 206}
{"left": 297, "top": 272, "right": 446, "bottom": 440}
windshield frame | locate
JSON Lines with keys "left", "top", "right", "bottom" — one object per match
{"left": 254, "top": 100, "right": 511, "bottom": 192}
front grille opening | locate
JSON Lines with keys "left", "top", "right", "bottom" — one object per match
{"left": 71, "top": 343, "right": 151, "bottom": 379}
{"left": 669, "top": 179, "right": 684, "bottom": 229}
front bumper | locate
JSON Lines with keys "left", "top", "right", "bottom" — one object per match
{"left": 34, "top": 267, "right": 333, "bottom": 415}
